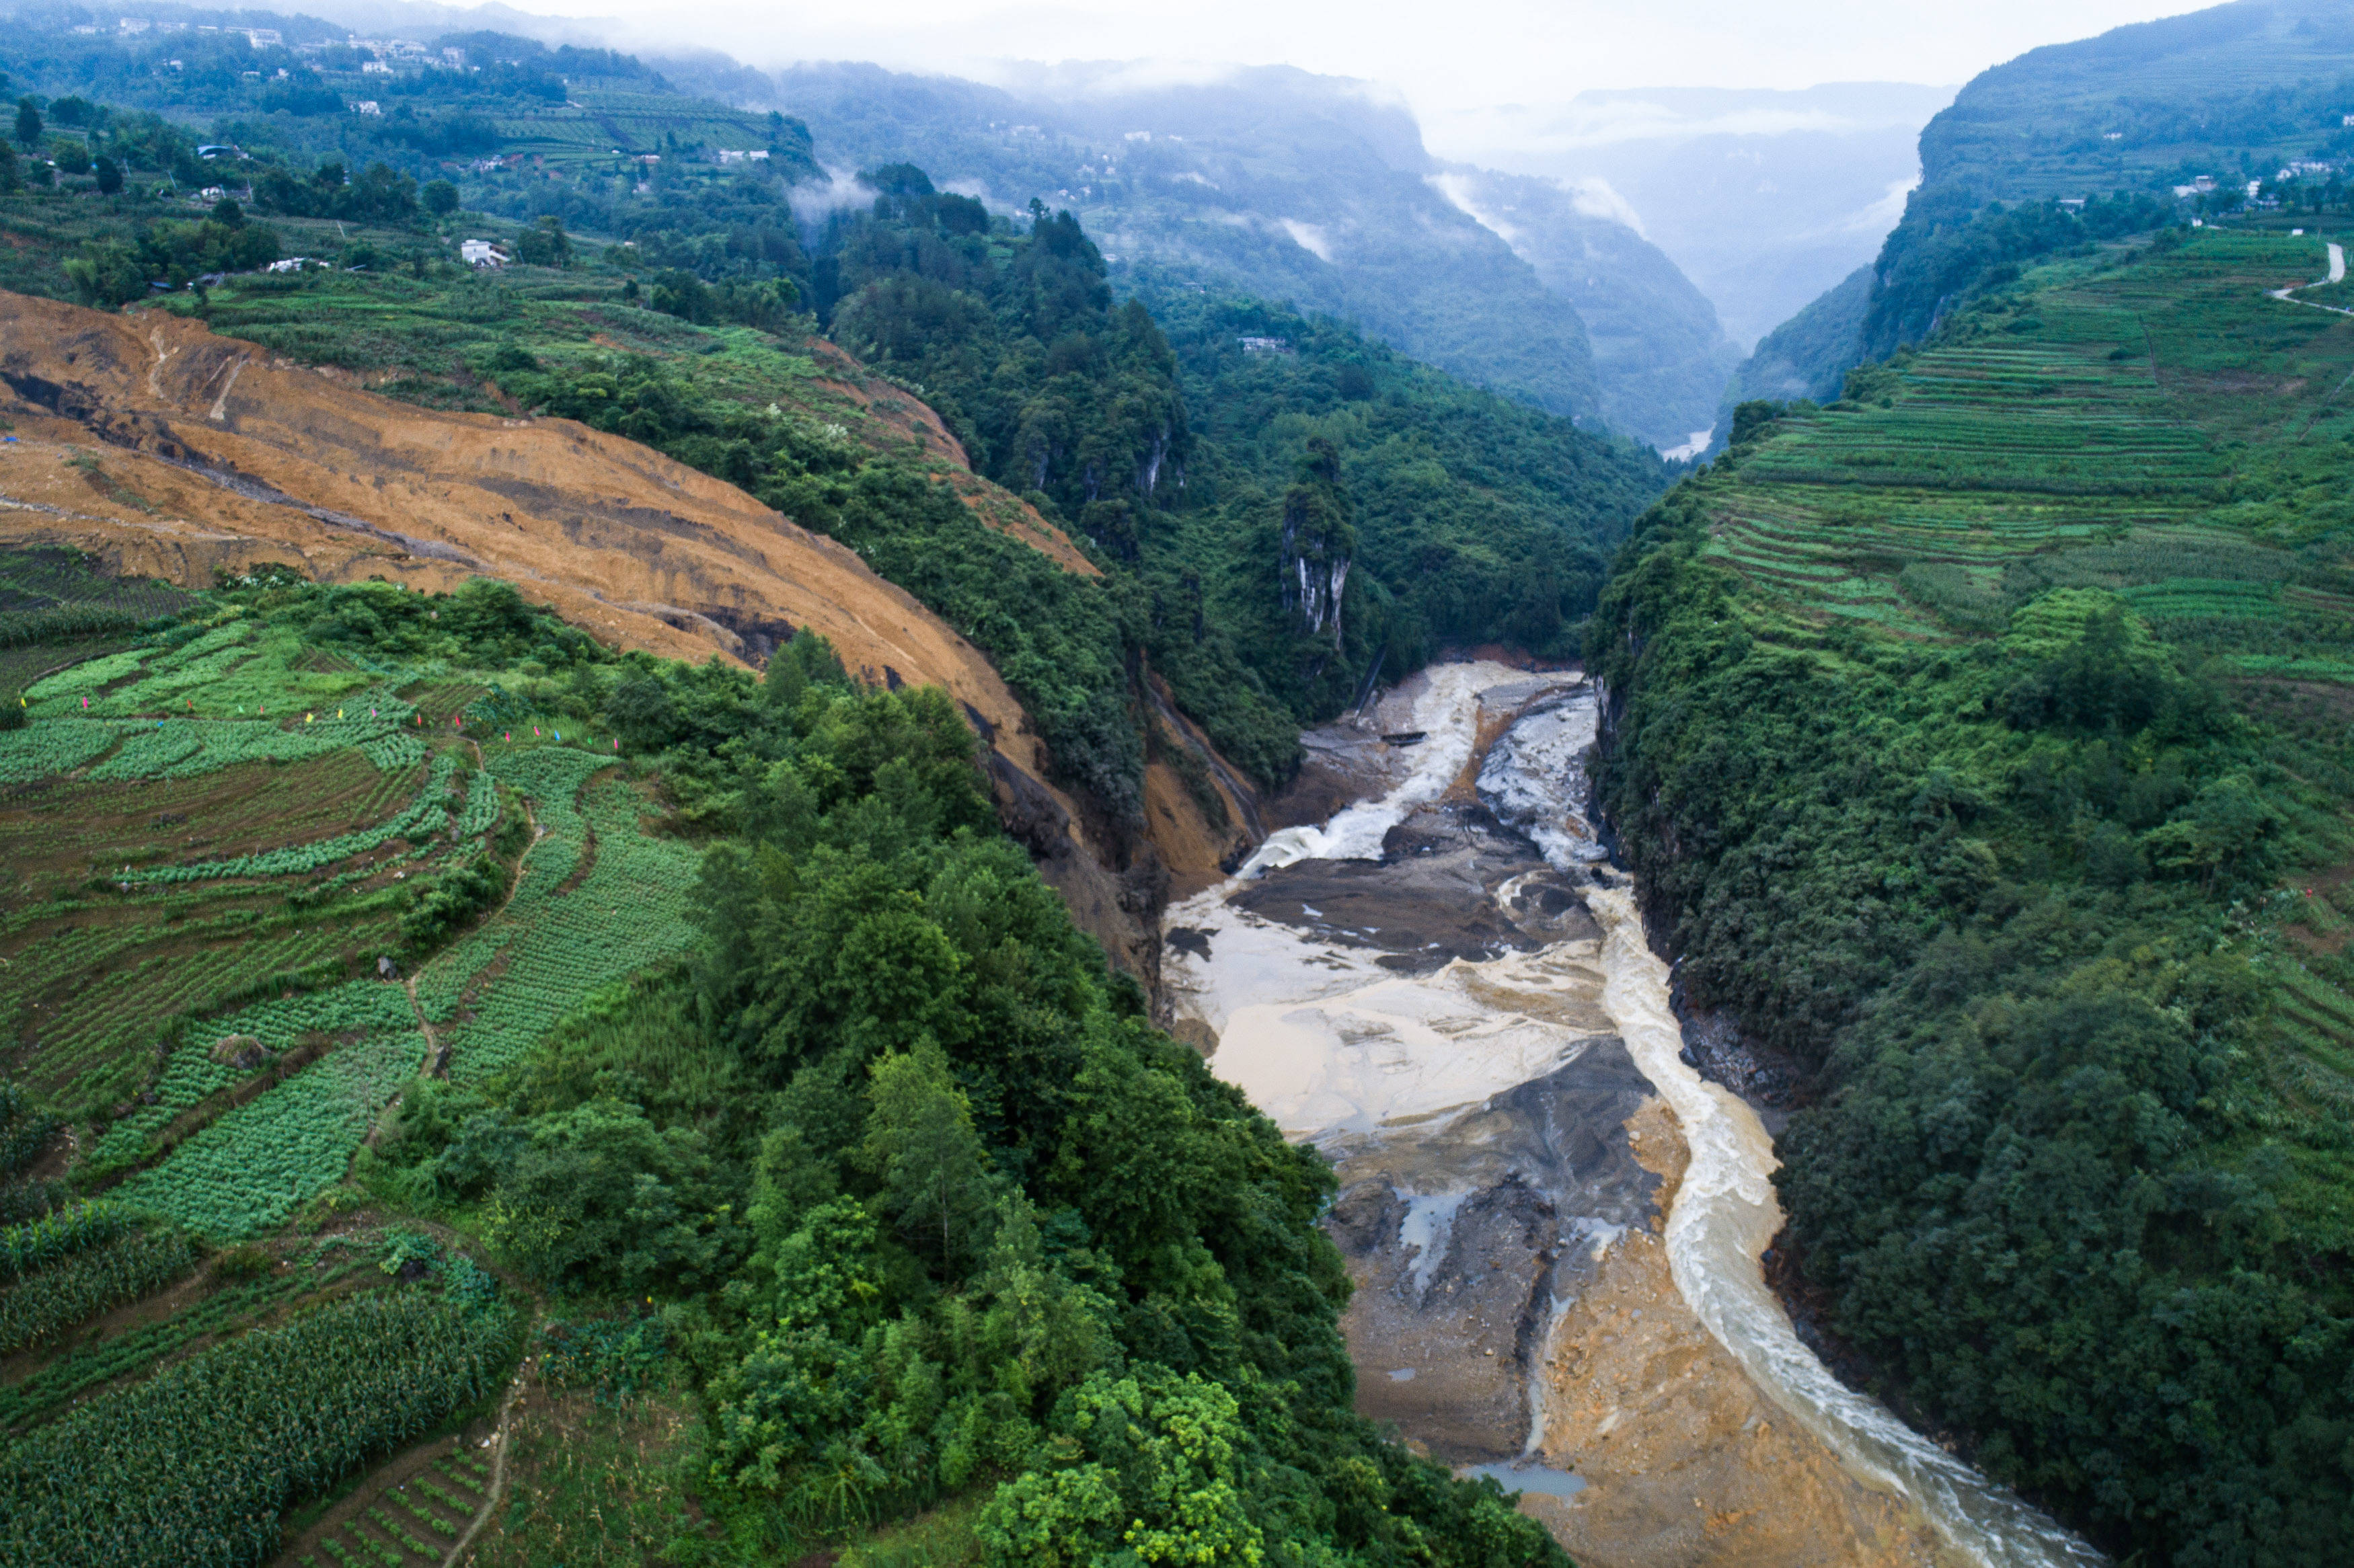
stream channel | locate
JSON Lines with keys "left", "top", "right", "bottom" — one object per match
{"left": 1162, "top": 663, "right": 2106, "bottom": 1568}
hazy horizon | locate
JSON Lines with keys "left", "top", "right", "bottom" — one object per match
{"left": 421, "top": 0, "right": 2209, "bottom": 169}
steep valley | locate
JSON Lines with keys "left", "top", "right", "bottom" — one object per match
{"left": 1166, "top": 668, "right": 2093, "bottom": 1567}
{"left": 9, "top": 6, "right": 2354, "bottom": 1563}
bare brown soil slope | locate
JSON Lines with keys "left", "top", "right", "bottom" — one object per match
{"left": 0, "top": 292, "right": 1248, "bottom": 976}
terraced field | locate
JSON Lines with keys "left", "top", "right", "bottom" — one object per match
{"left": 0, "top": 575, "right": 706, "bottom": 1248}
{"left": 0, "top": 562, "right": 728, "bottom": 1562}
{"left": 1713, "top": 233, "right": 2354, "bottom": 651}
{"left": 483, "top": 88, "right": 776, "bottom": 167}
{"left": 1706, "top": 225, "right": 2354, "bottom": 1220}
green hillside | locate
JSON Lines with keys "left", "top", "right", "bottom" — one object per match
{"left": 1732, "top": 0, "right": 2354, "bottom": 434}
{"left": 1592, "top": 226, "right": 2354, "bottom": 1562}
{"left": 0, "top": 42, "right": 1667, "bottom": 809}
{"left": 0, "top": 563, "right": 1560, "bottom": 1568}
{"left": 1921, "top": 0, "right": 2354, "bottom": 200}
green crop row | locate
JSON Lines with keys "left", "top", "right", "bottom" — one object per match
{"left": 0, "top": 1267, "right": 311, "bottom": 1434}
{"left": 454, "top": 769, "right": 500, "bottom": 838}
{"left": 0, "top": 1229, "right": 198, "bottom": 1353}
{"left": 26, "top": 925, "right": 363, "bottom": 1098}
{"left": 412, "top": 748, "right": 602, "bottom": 1021}
{"left": 87, "top": 980, "right": 420, "bottom": 1171}
{"left": 24, "top": 648, "right": 144, "bottom": 707}
{"left": 0, "top": 1288, "right": 517, "bottom": 1568}
{"left": 117, "top": 1028, "right": 425, "bottom": 1239}
{"left": 130, "top": 756, "right": 461, "bottom": 884}
{"left": 0, "top": 720, "right": 126, "bottom": 783}
{"left": 445, "top": 785, "right": 697, "bottom": 1081}
{"left": 360, "top": 732, "right": 428, "bottom": 770}
{"left": 0, "top": 1204, "right": 133, "bottom": 1280}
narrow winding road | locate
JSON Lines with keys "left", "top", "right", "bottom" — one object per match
{"left": 2267, "top": 240, "right": 2348, "bottom": 313}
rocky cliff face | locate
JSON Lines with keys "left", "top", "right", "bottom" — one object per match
{"left": 1277, "top": 436, "right": 1354, "bottom": 652}
{"left": 0, "top": 292, "right": 1260, "bottom": 988}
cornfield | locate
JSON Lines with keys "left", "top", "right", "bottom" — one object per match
{"left": 0, "top": 1288, "right": 518, "bottom": 1568}
{"left": 0, "top": 1204, "right": 133, "bottom": 1281}
{"left": 0, "top": 1229, "right": 198, "bottom": 1352}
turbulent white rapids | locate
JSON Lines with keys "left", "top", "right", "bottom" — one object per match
{"left": 1168, "top": 663, "right": 2105, "bottom": 1568}
{"left": 1241, "top": 661, "right": 1513, "bottom": 875}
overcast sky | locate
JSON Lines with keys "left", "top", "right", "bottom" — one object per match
{"left": 534, "top": 0, "right": 2215, "bottom": 157}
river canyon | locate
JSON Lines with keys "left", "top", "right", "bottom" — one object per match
{"left": 1163, "top": 664, "right": 2107, "bottom": 1568}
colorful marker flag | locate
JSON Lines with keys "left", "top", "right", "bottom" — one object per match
{"left": 305, "top": 713, "right": 313, "bottom": 724}
{"left": 533, "top": 726, "right": 542, "bottom": 737}
{"left": 337, "top": 709, "right": 344, "bottom": 719}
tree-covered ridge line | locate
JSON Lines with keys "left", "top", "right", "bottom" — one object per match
{"left": 1591, "top": 228, "right": 2354, "bottom": 1565}
{"left": 0, "top": 559, "right": 1572, "bottom": 1565}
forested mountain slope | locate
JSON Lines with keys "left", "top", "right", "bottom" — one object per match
{"left": 806, "top": 170, "right": 1666, "bottom": 778}
{"left": 1591, "top": 227, "right": 2354, "bottom": 1563}
{"left": 1464, "top": 82, "right": 1952, "bottom": 352}
{"left": 1427, "top": 165, "right": 1739, "bottom": 449}
{"left": 0, "top": 557, "right": 1565, "bottom": 1567}
{"left": 1728, "top": 0, "right": 2354, "bottom": 436}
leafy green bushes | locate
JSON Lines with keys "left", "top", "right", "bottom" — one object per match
{"left": 65, "top": 217, "right": 282, "bottom": 308}
{"left": 0, "top": 1288, "right": 517, "bottom": 1567}
{"left": 252, "top": 159, "right": 421, "bottom": 227}
{"left": 400, "top": 849, "right": 513, "bottom": 949}
{"left": 477, "top": 1098, "right": 740, "bottom": 1295}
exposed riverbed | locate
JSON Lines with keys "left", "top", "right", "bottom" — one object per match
{"left": 1164, "top": 664, "right": 2103, "bottom": 1568}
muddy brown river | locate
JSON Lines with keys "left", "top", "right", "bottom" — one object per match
{"left": 1164, "top": 664, "right": 2104, "bottom": 1568}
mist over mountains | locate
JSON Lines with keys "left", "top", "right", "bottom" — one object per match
{"left": 1443, "top": 82, "right": 1954, "bottom": 350}
{"left": 174, "top": 0, "right": 1956, "bottom": 450}
{"left": 667, "top": 59, "right": 1953, "bottom": 452}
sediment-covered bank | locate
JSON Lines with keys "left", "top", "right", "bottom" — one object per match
{"left": 1165, "top": 664, "right": 2100, "bottom": 1568}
